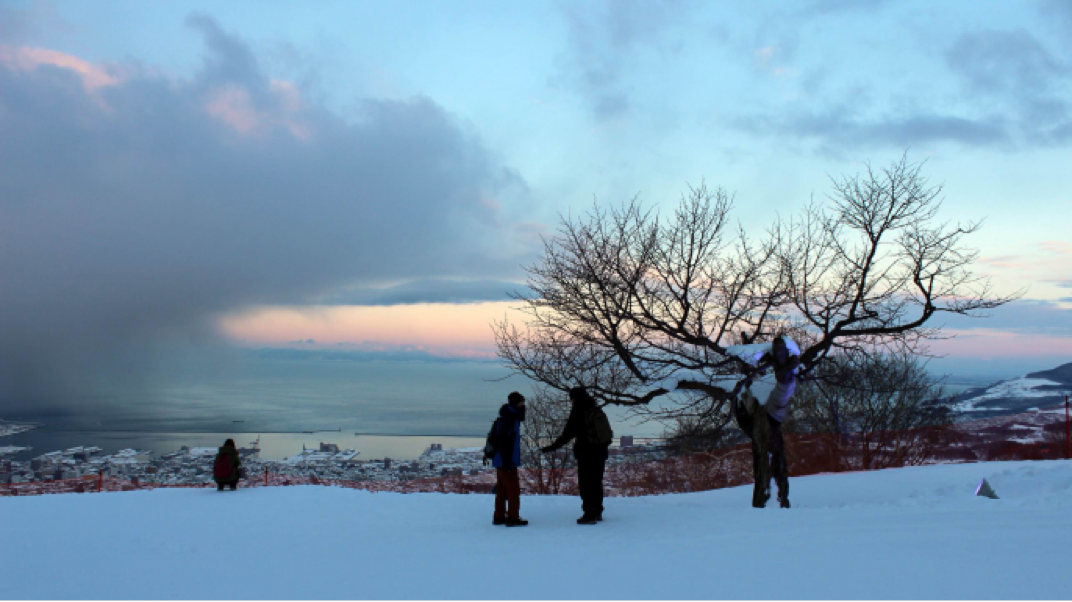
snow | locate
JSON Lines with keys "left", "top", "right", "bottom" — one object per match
{"left": 725, "top": 337, "right": 800, "bottom": 366}
{"left": 954, "top": 377, "right": 1068, "bottom": 413}
{"left": 650, "top": 369, "right": 712, "bottom": 392}
{"left": 2, "top": 460, "right": 1070, "bottom": 599}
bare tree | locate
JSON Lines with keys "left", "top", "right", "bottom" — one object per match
{"left": 519, "top": 388, "right": 575, "bottom": 494}
{"left": 495, "top": 155, "right": 1017, "bottom": 424}
{"left": 791, "top": 352, "right": 956, "bottom": 470}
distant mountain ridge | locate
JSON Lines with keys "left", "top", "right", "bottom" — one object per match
{"left": 951, "top": 361, "right": 1072, "bottom": 419}
{"left": 1025, "top": 362, "right": 1072, "bottom": 386}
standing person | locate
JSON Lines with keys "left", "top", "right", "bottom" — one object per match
{"left": 492, "top": 392, "right": 528, "bottom": 527}
{"left": 213, "top": 438, "right": 242, "bottom": 492}
{"left": 541, "top": 386, "right": 613, "bottom": 525}
{"left": 734, "top": 336, "right": 799, "bottom": 508}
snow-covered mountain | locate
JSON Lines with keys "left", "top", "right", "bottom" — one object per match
{"left": 950, "top": 362, "right": 1072, "bottom": 417}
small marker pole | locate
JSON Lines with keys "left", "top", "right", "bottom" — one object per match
{"left": 264, "top": 466, "right": 269, "bottom": 487}
{"left": 97, "top": 471, "right": 103, "bottom": 493}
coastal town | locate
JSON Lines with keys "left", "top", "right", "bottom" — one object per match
{"left": 0, "top": 424, "right": 662, "bottom": 487}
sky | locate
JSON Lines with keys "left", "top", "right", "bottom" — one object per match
{"left": 1, "top": 0, "right": 1071, "bottom": 404}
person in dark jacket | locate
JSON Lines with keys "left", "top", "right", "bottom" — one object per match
{"left": 541, "top": 386, "right": 611, "bottom": 525}
{"left": 213, "top": 438, "right": 242, "bottom": 491}
{"left": 734, "top": 336, "right": 799, "bottom": 508}
{"left": 492, "top": 392, "right": 528, "bottom": 526}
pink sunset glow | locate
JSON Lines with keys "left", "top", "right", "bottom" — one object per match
{"left": 217, "top": 302, "right": 519, "bottom": 358}
{"left": 219, "top": 303, "right": 1072, "bottom": 363}
{"left": 0, "top": 45, "right": 120, "bottom": 92}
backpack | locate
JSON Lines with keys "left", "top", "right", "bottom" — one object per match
{"left": 585, "top": 406, "right": 614, "bottom": 445}
{"left": 483, "top": 418, "right": 501, "bottom": 460}
{"left": 213, "top": 451, "right": 235, "bottom": 480}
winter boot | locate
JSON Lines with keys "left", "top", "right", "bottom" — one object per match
{"left": 229, "top": 482, "right": 237, "bottom": 491}
{"left": 217, "top": 484, "right": 224, "bottom": 492}
{"left": 505, "top": 517, "right": 529, "bottom": 527}
{"left": 492, "top": 516, "right": 507, "bottom": 525}
{"left": 779, "top": 496, "right": 791, "bottom": 509}
{"left": 577, "top": 515, "right": 599, "bottom": 525}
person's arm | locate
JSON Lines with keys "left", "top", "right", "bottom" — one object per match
{"left": 754, "top": 352, "right": 773, "bottom": 375}
{"left": 785, "top": 354, "right": 801, "bottom": 372}
{"left": 543, "top": 409, "right": 578, "bottom": 452}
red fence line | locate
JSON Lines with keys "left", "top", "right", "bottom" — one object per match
{"left": 3, "top": 422, "right": 1067, "bottom": 498}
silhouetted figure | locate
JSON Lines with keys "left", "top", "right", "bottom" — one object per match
{"left": 492, "top": 392, "right": 528, "bottom": 526}
{"left": 542, "top": 386, "right": 614, "bottom": 524}
{"left": 213, "top": 438, "right": 242, "bottom": 491}
{"left": 734, "top": 336, "right": 799, "bottom": 508}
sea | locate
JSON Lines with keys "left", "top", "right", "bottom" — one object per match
{"left": 0, "top": 357, "right": 668, "bottom": 461}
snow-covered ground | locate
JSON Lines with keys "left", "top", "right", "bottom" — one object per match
{"left": 2, "top": 460, "right": 1070, "bottom": 600}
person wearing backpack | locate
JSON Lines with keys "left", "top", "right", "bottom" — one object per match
{"left": 213, "top": 438, "right": 242, "bottom": 491}
{"left": 541, "top": 386, "right": 613, "bottom": 525}
{"left": 489, "top": 392, "right": 528, "bottom": 526}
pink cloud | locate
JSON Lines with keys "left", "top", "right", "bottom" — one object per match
{"left": 204, "top": 85, "right": 259, "bottom": 133}
{"left": 978, "top": 240, "right": 1072, "bottom": 296}
{"left": 0, "top": 45, "right": 119, "bottom": 97}
{"left": 1040, "top": 241, "right": 1072, "bottom": 256}
{"left": 217, "top": 302, "right": 512, "bottom": 358}
{"left": 203, "top": 79, "right": 311, "bottom": 139}
{"left": 930, "top": 329, "right": 1072, "bottom": 359}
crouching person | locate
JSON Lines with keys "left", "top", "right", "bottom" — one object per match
{"left": 492, "top": 392, "right": 528, "bottom": 526}
{"left": 541, "top": 386, "right": 613, "bottom": 525}
{"left": 213, "top": 438, "right": 242, "bottom": 491}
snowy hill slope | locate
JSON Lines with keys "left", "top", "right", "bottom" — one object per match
{"left": 951, "top": 362, "right": 1072, "bottom": 417}
{"left": 2, "top": 460, "right": 1070, "bottom": 600}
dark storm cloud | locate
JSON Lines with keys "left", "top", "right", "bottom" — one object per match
{"left": 555, "top": 0, "right": 689, "bottom": 120}
{"left": 0, "top": 16, "right": 531, "bottom": 407}
{"left": 317, "top": 279, "right": 534, "bottom": 306}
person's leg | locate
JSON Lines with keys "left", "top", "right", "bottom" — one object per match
{"left": 217, "top": 483, "right": 224, "bottom": 492}
{"left": 750, "top": 438, "right": 768, "bottom": 507}
{"left": 494, "top": 469, "right": 507, "bottom": 521}
{"left": 767, "top": 414, "right": 789, "bottom": 506}
{"left": 578, "top": 456, "right": 595, "bottom": 517}
{"left": 737, "top": 402, "right": 767, "bottom": 507}
{"left": 505, "top": 468, "right": 521, "bottom": 520}
{"left": 593, "top": 454, "right": 606, "bottom": 518}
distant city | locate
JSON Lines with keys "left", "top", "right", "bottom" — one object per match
{"left": 0, "top": 424, "right": 661, "bottom": 487}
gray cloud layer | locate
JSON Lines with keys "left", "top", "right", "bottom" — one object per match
{"left": 941, "top": 299, "right": 1072, "bottom": 337}
{"left": 732, "top": 8, "right": 1072, "bottom": 153}
{"left": 317, "top": 279, "right": 534, "bottom": 306}
{"left": 0, "top": 16, "right": 530, "bottom": 407}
